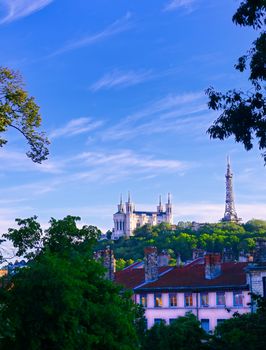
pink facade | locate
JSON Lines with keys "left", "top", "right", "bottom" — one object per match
{"left": 135, "top": 290, "right": 250, "bottom": 330}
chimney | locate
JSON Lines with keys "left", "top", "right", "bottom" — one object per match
{"left": 144, "top": 246, "right": 158, "bottom": 282}
{"left": 222, "top": 247, "right": 234, "bottom": 262}
{"left": 204, "top": 253, "right": 222, "bottom": 280}
{"left": 94, "top": 246, "right": 116, "bottom": 280}
{"left": 158, "top": 250, "right": 170, "bottom": 266}
{"left": 254, "top": 238, "right": 266, "bottom": 263}
{"left": 176, "top": 252, "right": 182, "bottom": 267}
{"left": 192, "top": 249, "right": 205, "bottom": 260}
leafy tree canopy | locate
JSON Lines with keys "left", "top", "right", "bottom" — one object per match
{"left": 211, "top": 295, "right": 266, "bottom": 350}
{"left": 206, "top": 0, "right": 266, "bottom": 162}
{"left": 0, "top": 216, "right": 143, "bottom": 350}
{"left": 142, "top": 313, "right": 207, "bottom": 350}
{"left": 0, "top": 67, "right": 49, "bottom": 163}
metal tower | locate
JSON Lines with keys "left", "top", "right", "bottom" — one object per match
{"left": 221, "top": 157, "right": 241, "bottom": 223}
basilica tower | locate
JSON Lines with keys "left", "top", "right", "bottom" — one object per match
{"left": 221, "top": 157, "right": 241, "bottom": 223}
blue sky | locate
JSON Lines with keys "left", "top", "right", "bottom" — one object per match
{"left": 0, "top": 0, "right": 265, "bottom": 235}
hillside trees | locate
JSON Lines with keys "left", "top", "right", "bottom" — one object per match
{"left": 97, "top": 221, "right": 266, "bottom": 263}
{"left": 0, "top": 216, "right": 143, "bottom": 350}
{"left": 0, "top": 67, "right": 49, "bottom": 163}
{"left": 206, "top": 0, "right": 266, "bottom": 162}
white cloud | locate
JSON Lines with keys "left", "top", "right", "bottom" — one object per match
{"left": 173, "top": 202, "right": 266, "bottom": 223}
{"left": 0, "top": 149, "right": 65, "bottom": 174}
{"left": 164, "top": 0, "right": 196, "bottom": 12}
{"left": 0, "top": 0, "right": 53, "bottom": 24}
{"left": 49, "top": 12, "right": 132, "bottom": 57}
{"left": 102, "top": 91, "right": 209, "bottom": 140}
{"left": 50, "top": 117, "right": 103, "bottom": 139}
{"left": 90, "top": 69, "right": 153, "bottom": 92}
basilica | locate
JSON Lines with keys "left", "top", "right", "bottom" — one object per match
{"left": 112, "top": 194, "right": 173, "bottom": 239}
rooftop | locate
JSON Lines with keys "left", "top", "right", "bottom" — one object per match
{"left": 115, "top": 262, "right": 249, "bottom": 292}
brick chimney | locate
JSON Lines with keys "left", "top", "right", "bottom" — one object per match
{"left": 204, "top": 253, "right": 222, "bottom": 280}
{"left": 158, "top": 250, "right": 170, "bottom": 266}
{"left": 254, "top": 238, "right": 266, "bottom": 263}
{"left": 144, "top": 246, "right": 158, "bottom": 282}
{"left": 94, "top": 246, "right": 116, "bottom": 280}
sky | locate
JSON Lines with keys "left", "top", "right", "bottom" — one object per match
{"left": 0, "top": 0, "right": 265, "bottom": 238}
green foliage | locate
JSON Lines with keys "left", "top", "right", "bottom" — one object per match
{"left": 0, "top": 216, "right": 142, "bottom": 350}
{"left": 3, "top": 215, "right": 101, "bottom": 259}
{"left": 210, "top": 296, "right": 266, "bottom": 350}
{"left": 0, "top": 67, "right": 49, "bottom": 163}
{"left": 142, "top": 313, "right": 207, "bottom": 350}
{"left": 206, "top": 1, "right": 266, "bottom": 162}
{"left": 96, "top": 220, "right": 266, "bottom": 264}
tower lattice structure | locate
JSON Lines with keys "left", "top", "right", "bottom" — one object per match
{"left": 221, "top": 157, "right": 241, "bottom": 223}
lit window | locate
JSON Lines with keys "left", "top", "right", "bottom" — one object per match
{"left": 185, "top": 293, "right": 193, "bottom": 307}
{"left": 233, "top": 291, "right": 243, "bottom": 307}
{"left": 201, "top": 292, "right": 209, "bottom": 307}
{"left": 139, "top": 294, "right": 147, "bottom": 307}
{"left": 216, "top": 292, "right": 225, "bottom": 306}
{"left": 154, "top": 293, "right": 162, "bottom": 307}
{"left": 169, "top": 293, "right": 177, "bottom": 307}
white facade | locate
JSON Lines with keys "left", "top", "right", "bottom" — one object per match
{"left": 135, "top": 290, "right": 250, "bottom": 331}
{"left": 112, "top": 194, "right": 173, "bottom": 239}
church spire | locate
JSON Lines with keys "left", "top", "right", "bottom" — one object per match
{"left": 157, "top": 195, "right": 163, "bottom": 213}
{"left": 221, "top": 157, "right": 241, "bottom": 223}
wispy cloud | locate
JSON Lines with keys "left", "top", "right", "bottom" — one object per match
{"left": 49, "top": 12, "right": 132, "bottom": 57}
{"left": 50, "top": 117, "right": 103, "bottom": 139}
{"left": 90, "top": 69, "right": 153, "bottom": 92}
{"left": 0, "top": 0, "right": 53, "bottom": 24}
{"left": 102, "top": 91, "right": 209, "bottom": 141}
{"left": 173, "top": 202, "right": 266, "bottom": 223}
{"left": 164, "top": 0, "right": 196, "bottom": 12}
{"left": 0, "top": 149, "right": 65, "bottom": 174}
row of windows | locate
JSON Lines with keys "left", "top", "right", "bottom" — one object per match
{"left": 139, "top": 291, "right": 244, "bottom": 308}
{"left": 153, "top": 318, "right": 226, "bottom": 332}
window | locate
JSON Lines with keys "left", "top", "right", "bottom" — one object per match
{"left": 200, "top": 292, "right": 209, "bottom": 307}
{"left": 201, "top": 319, "right": 210, "bottom": 333}
{"left": 154, "top": 293, "right": 162, "bottom": 307}
{"left": 185, "top": 293, "right": 193, "bottom": 307}
{"left": 139, "top": 294, "right": 147, "bottom": 307}
{"left": 169, "top": 318, "right": 177, "bottom": 325}
{"left": 233, "top": 291, "right": 243, "bottom": 307}
{"left": 154, "top": 318, "right": 164, "bottom": 325}
{"left": 216, "top": 292, "right": 225, "bottom": 306}
{"left": 144, "top": 318, "right": 148, "bottom": 329}
{"left": 169, "top": 293, "right": 177, "bottom": 307}
{"left": 217, "top": 319, "right": 226, "bottom": 326}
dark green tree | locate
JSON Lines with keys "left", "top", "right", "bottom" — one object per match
{"left": 0, "top": 67, "right": 49, "bottom": 163}
{"left": 210, "top": 295, "right": 266, "bottom": 350}
{"left": 143, "top": 313, "right": 207, "bottom": 350}
{"left": 0, "top": 216, "right": 142, "bottom": 350}
{"left": 206, "top": 1, "right": 266, "bottom": 162}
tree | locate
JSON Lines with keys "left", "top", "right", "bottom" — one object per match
{"left": 206, "top": 1, "right": 266, "bottom": 162}
{"left": 0, "top": 67, "right": 49, "bottom": 163}
{"left": 0, "top": 216, "right": 142, "bottom": 350}
{"left": 143, "top": 313, "right": 207, "bottom": 350}
{"left": 210, "top": 295, "right": 266, "bottom": 350}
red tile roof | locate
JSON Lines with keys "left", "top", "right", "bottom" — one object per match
{"left": 115, "top": 262, "right": 249, "bottom": 291}
{"left": 115, "top": 266, "right": 171, "bottom": 290}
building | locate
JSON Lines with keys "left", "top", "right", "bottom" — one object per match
{"left": 112, "top": 193, "right": 173, "bottom": 239}
{"left": 110, "top": 241, "right": 266, "bottom": 331}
